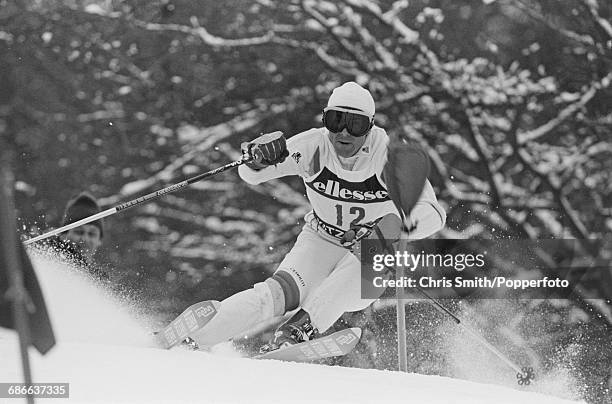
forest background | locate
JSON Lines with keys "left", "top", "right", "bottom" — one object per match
{"left": 1, "top": 0, "right": 610, "bottom": 402}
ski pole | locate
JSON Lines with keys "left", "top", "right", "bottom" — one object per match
{"left": 395, "top": 239, "right": 409, "bottom": 372}
{"left": 414, "top": 286, "right": 535, "bottom": 385}
{"left": 24, "top": 158, "right": 246, "bottom": 246}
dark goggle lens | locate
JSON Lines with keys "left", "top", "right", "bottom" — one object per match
{"left": 345, "top": 114, "right": 372, "bottom": 136}
{"left": 323, "top": 110, "right": 344, "bottom": 132}
{"left": 323, "top": 110, "right": 371, "bottom": 137}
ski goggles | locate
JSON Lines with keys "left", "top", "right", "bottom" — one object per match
{"left": 322, "top": 107, "right": 374, "bottom": 137}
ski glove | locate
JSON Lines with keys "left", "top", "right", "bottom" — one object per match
{"left": 241, "top": 131, "right": 289, "bottom": 171}
{"left": 348, "top": 213, "right": 402, "bottom": 272}
{"left": 341, "top": 214, "right": 402, "bottom": 248}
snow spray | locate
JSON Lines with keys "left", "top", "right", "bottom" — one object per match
{"left": 26, "top": 252, "right": 154, "bottom": 347}
{"left": 438, "top": 300, "right": 586, "bottom": 401}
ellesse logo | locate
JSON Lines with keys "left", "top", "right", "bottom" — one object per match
{"left": 195, "top": 305, "right": 215, "bottom": 318}
{"left": 306, "top": 168, "right": 390, "bottom": 203}
{"left": 310, "top": 180, "right": 388, "bottom": 201}
{"left": 336, "top": 333, "right": 357, "bottom": 345}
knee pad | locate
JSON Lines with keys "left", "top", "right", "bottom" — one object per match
{"left": 271, "top": 271, "right": 300, "bottom": 312}
{"left": 254, "top": 278, "right": 285, "bottom": 317}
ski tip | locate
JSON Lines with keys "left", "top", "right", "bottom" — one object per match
{"left": 153, "top": 332, "right": 171, "bottom": 349}
{"left": 349, "top": 327, "right": 362, "bottom": 339}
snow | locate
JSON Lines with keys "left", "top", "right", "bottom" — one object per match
{"left": 0, "top": 255, "right": 584, "bottom": 404}
{"left": 83, "top": 4, "right": 106, "bottom": 16}
{"left": 119, "top": 178, "right": 156, "bottom": 197}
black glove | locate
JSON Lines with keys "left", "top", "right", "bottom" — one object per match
{"left": 340, "top": 226, "right": 374, "bottom": 248}
{"left": 341, "top": 214, "right": 402, "bottom": 247}
{"left": 241, "top": 131, "right": 289, "bottom": 170}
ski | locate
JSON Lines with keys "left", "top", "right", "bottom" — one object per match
{"left": 255, "top": 327, "right": 361, "bottom": 362}
{"left": 156, "top": 301, "right": 217, "bottom": 349}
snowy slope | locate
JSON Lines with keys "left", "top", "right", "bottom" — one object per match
{"left": 0, "top": 255, "right": 584, "bottom": 404}
{"left": 0, "top": 339, "right": 583, "bottom": 404}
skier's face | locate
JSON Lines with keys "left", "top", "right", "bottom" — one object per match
{"left": 65, "top": 224, "right": 102, "bottom": 262}
{"left": 328, "top": 129, "right": 368, "bottom": 158}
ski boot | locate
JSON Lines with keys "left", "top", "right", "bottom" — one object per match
{"left": 180, "top": 336, "right": 200, "bottom": 351}
{"left": 260, "top": 309, "right": 317, "bottom": 353}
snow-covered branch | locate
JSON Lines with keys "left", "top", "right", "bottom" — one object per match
{"left": 515, "top": 147, "right": 591, "bottom": 240}
{"left": 103, "top": 106, "right": 286, "bottom": 205}
{"left": 339, "top": 5, "right": 399, "bottom": 71}
{"left": 509, "top": 0, "right": 596, "bottom": 46}
{"left": 518, "top": 72, "right": 612, "bottom": 144}
{"left": 137, "top": 16, "right": 274, "bottom": 48}
{"left": 400, "top": 124, "right": 490, "bottom": 205}
{"left": 341, "top": 0, "right": 442, "bottom": 73}
{"left": 89, "top": 37, "right": 154, "bottom": 87}
{"left": 463, "top": 109, "right": 504, "bottom": 207}
{"left": 77, "top": 4, "right": 275, "bottom": 48}
{"left": 76, "top": 110, "right": 125, "bottom": 122}
{"left": 579, "top": 0, "right": 612, "bottom": 39}
{"left": 300, "top": 0, "right": 373, "bottom": 74}
{"left": 341, "top": 0, "right": 419, "bottom": 44}
{"left": 272, "top": 37, "right": 363, "bottom": 76}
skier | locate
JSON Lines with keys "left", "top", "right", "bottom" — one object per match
{"left": 190, "top": 81, "right": 446, "bottom": 351}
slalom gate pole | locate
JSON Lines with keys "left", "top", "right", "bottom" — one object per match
{"left": 0, "top": 164, "right": 35, "bottom": 404}
{"left": 384, "top": 238, "right": 533, "bottom": 384}
{"left": 395, "top": 239, "right": 408, "bottom": 372}
{"left": 414, "top": 286, "right": 535, "bottom": 385}
{"left": 24, "top": 158, "right": 246, "bottom": 246}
